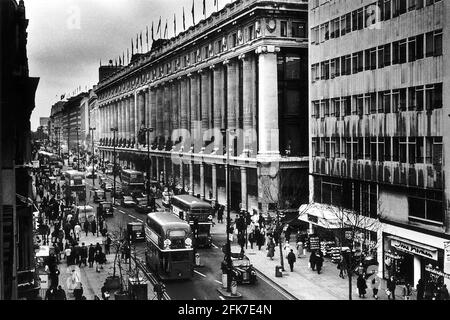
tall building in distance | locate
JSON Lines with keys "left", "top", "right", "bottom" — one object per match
{"left": 95, "top": 0, "right": 310, "bottom": 213}
{"left": 308, "top": 0, "right": 449, "bottom": 287}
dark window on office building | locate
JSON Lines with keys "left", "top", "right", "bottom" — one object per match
{"left": 277, "top": 50, "right": 308, "bottom": 157}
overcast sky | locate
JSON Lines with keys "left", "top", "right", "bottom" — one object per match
{"left": 28, "top": 0, "right": 230, "bottom": 130}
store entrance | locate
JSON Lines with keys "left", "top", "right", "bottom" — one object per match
{"left": 397, "top": 253, "right": 414, "bottom": 285}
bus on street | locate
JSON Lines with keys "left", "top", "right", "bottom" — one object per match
{"left": 121, "top": 169, "right": 145, "bottom": 194}
{"left": 63, "top": 170, "right": 86, "bottom": 203}
{"left": 145, "top": 212, "right": 194, "bottom": 280}
{"left": 170, "top": 195, "right": 213, "bottom": 248}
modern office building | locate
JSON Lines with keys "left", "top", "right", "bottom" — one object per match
{"left": 95, "top": 0, "right": 310, "bottom": 212}
{"left": 308, "top": 0, "right": 449, "bottom": 287}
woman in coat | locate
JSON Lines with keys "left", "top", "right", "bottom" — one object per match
{"left": 370, "top": 271, "right": 381, "bottom": 299}
{"left": 357, "top": 273, "right": 367, "bottom": 298}
{"left": 309, "top": 250, "right": 317, "bottom": 271}
{"left": 386, "top": 276, "right": 396, "bottom": 300}
{"left": 315, "top": 251, "right": 324, "bottom": 274}
{"left": 267, "top": 239, "right": 275, "bottom": 260}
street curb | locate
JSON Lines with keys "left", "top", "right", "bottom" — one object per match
{"left": 253, "top": 268, "right": 299, "bottom": 300}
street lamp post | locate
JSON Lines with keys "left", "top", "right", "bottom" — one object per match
{"left": 111, "top": 128, "right": 118, "bottom": 204}
{"left": 140, "top": 125, "right": 154, "bottom": 207}
{"left": 89, "top": 127, "right": 96, "bottom": 187}
{"left": 221, "top": 128, "right": 235, "bottom": 293}
{"left": 75, "top": 127, "right": 80, "bottom": 171}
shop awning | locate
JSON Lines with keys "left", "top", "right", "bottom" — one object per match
{"left": 298, "top": 203, "right": 345, "bottom": 230}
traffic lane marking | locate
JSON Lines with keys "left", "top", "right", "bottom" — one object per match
{"left": 219, "top": 296, "right": 225, "bottom": 300}
{"left": 214, "top": 280, "right": 222, "bottom": 284}
{"left": 211, "top": 243, "right": 218, "bottom": 249}
{"left": 194, "top": 270, "right": 206, "bottom": 278}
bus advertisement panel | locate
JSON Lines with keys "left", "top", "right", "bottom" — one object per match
{"left": 63, "top": 170, "right": 86, "bottom": 202}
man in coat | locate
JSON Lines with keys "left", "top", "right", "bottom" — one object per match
{"left": 287, "top": 249, "right": 296, "bottom": 272}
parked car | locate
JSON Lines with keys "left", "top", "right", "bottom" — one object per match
{"left": 99, "top": 201, "right": 114, "bottom": 217}
{"left": 121, "top": 195, "right": 136, "bottom": 208}
{"left": 231, "top": 253, "right": 257, "bottom": 285}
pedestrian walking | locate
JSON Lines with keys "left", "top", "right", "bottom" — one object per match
{"left": 217, "top": 205, "right": 224, "bottom": 224}
{"left": 90, "top": 220, "right": 97, "bottom": 236}
{"left": 338, "top": 254, "right": 347, "bottom": 278}
{"left": 309, "top": 250, "right": 317, "bottom": 271}
{"left": 267, "top": 238, "right": 275, "bottom": 260}
{"left": 80, "top": 243, "right": 88, "bottom": 267}
{"left": 83, "top": 220, "right": 89, "bottom": 237}
{"left": 287, "top": 249, "right": 296, "bottom": 272}
{"left": 248, "top": 231, "right": 255, "bottom": 249}
{"left": 416, "top": 279, "right": 425, "bottom": 300}
{"left": 438, "top": 284, "right": 449, "bottom": 300}
{"left": 74, "top": 223, "right": 81, "bottom": 241}
{"left": 315, "top": 251, "right": 324, "bottom": 274}
{"left": 370, "top": 271, "right": 381, "bottom": 299}
{"left": 73, "top": 283, "right": 84, "bottom": 300}
{"left": 55, "top": 285, "right": 66, "bottom": 300}
{"left": 105, "top": 234, "right": 112, "bottom": 255}
{"left": 64, "top": 245, "right": 72, "bottom": 266}
{"left": 386, "top": 276, "right": 396, "bottom": 300}
{"left": 88, "top": 244, "right": 95, "bottom": 268}
{"left": 402, "top": 282, "right": 412, "bottom": 300}
{"left": 296, "top": 241, "right": 303, "bottom": 258}
{"left": 357, "top": 273, "right": 367, "bottom": 298}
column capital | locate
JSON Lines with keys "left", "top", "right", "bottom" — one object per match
{"left": 238, "top": 53, "right": 248, "bottom": 61}
{"left": 197, "top": 69, "right": 204, "bottom": 74}
{"left": 222, "top": 59, "right": 231, "bottom": 66}
{"left": 255, "top": 45, "right": 280, "bottom": 55}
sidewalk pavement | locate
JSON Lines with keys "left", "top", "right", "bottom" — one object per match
{"left": 230, "top": 239, "right": 415, "bottom": 300}
{"left": 56, "top": 233, "right": 114, "bottom": 300}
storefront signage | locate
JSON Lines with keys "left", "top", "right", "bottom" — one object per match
{"left": 309, "top": 236, "right": 320, "bottom": 250}
{"left": 445, "top": 242, "right": 450, "bottom": 263}
{"left": 307, "top": 214, "right": 318, "bottom": 224}
{"left": 391, "top": 239, "right": 438, "bottom": 260}
{"left": 425, "top": 265, "right": 450, "bottom": 280}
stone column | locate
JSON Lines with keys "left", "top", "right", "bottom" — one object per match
{"left": 138, "top": 91, "right": 145, "bottom": 143}
{"left": 240, "top": 53, "right": 256, "bottom": 155}
{"left": 200, "top": 162, "right": 205, "bottom": 199}
{"left": 190, "top": 74, "right": 201, "bottom": 152}
{"left": 211, "top": 163, "right": 217, "bottom": 201}
{"left": 120, "top": 99, "right": 125, "bottom": 141}
{"left": 180, "top": 77, "right": 189, "bottom": 131}
{"left": 171, "top": 81, "right": 179, "bottom": 134}
{"left": 156, "top": 85, "right": 164, "bottom": 141}
{"left": 212, "top": 65, "right": 224, "bottom": 130}
{"left": 189, "top": 161, "right": 194, "bottom": 195}
{"left": 145, "top": 88, "right": 150, "bottom": 129}
{"left": 163, "top": 158, "right": 167, "bottom": 184}
{"left": 129, "top": 95, "right": 136, "bottom": 146}
{"left": 164, "top": 84, "right": 171, "bottom": 144}
{"left": 134, "top": 91, "right": 140, "bottom": 146}
{"left": 256, "top": 46, "right": 280, "bottom": 157}
{"left": 200, "top": 69, "right": 210, "bottom": 146}
{"left": 149, "top": 87, "right": 157, "bottom": 142}
{"left": 124, "top": 96, "right": 130, "bottom": 145}
{"left": 225, "top": 59, "right": 238, "bottom": 131}
{"left": 240, "top": 167, "right": 248, "bottom": 211}
{"left": 155, "top": 157, "right": 160, "bottom": 182}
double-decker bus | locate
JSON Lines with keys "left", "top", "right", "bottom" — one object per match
{"left": 170, "top": 195, "right": 213, "bottom": 248}
{"left": 145, "top": 212, "right": 194, "bottom": 280}
{"left": 121, "top": 169, "right": 145, "bottom": 194}
{"left": 63, "top": 170, "right": 86, "bottom": 202}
